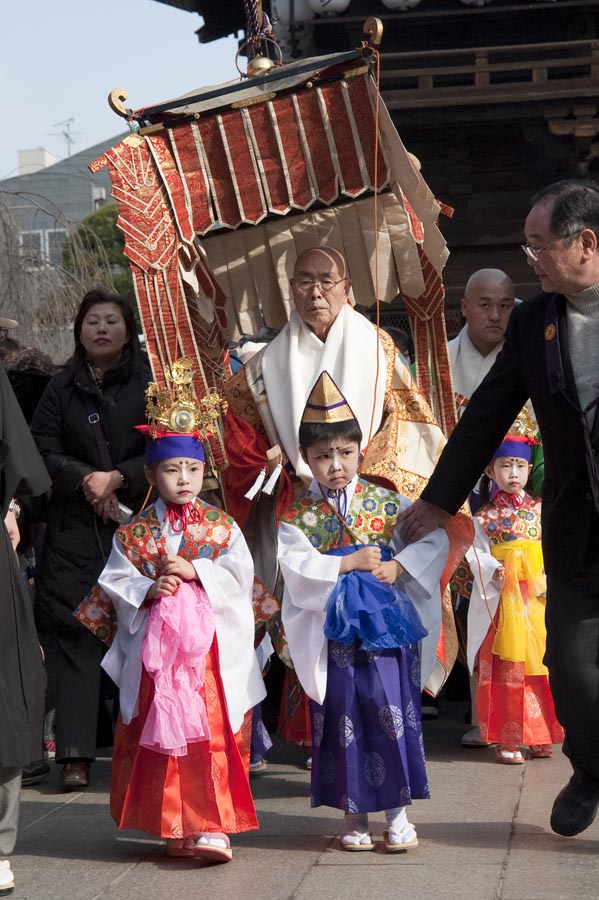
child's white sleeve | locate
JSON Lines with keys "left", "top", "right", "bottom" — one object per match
{"left": 98, "top": 537, "right": 153, "bottom": 636}
{"left": 278, "top": 521, "right": 339, "bottom": 706}
{"left": 465, "top": 518, "right": 501, "bottom": 584}
{"left": 464, "top": 518, "right": 501, "bottom": 674}
{"left": 390, "top": 500, "right": 450, "bottom": 691}
{"left": 390, "top": 523, "right": 449, "bottom": 603}
{"left": 278, "top": 522, "right": 341, "bottom": 612}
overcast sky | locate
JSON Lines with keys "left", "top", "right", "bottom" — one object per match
{"left": 0, "top": 1, "right": 240, "bottom": 180}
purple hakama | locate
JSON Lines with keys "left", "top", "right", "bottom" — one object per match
{"left": 309, "top": 640, "right": 429, "bottom": 813}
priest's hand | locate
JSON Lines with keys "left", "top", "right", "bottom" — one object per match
{"left": 398, "top": 498, "right": 451, "bottom": 544}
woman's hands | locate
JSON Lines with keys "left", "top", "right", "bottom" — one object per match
{"left": 339, "top": 546, "right": 403, "bottom": 583}
{"left": 82, "top": 470, "right": 122, "bottom": 504}
{"left": 83, "top": 471, "right": 126, "bottom": 522}
{"left": 93, "top": 492, "right": 120, "bottom": 523}
{"left": 145, "top": 555, "right": 198, "bottom": 601}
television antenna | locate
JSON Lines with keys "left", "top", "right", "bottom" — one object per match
{"left": 49, "top": 118, "right": 81, "bottom": 157}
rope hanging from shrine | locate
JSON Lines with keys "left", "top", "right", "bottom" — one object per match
{"left": 244, "top": 0, "right": 275, "bottom": 60}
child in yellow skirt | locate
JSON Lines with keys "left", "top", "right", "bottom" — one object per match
{"left": 464, "top": 431, "right": 563, "bottom": 764}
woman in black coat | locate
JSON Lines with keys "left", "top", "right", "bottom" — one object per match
{"left": 32, "top": 288, "right": 151, "bottom": 791}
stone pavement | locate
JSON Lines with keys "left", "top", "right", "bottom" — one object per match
{"left": 14, "top": 700, "right": 599, "bottom": 900}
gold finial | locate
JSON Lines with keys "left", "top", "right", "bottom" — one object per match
{"left": 363, "top": 17, "right": 383, "bottom": 47}
{"left": 108, "top": 88, "right": 130, "bottom": 118}
{"left": 145, "top": 357, "right": 222, "bottom": 436}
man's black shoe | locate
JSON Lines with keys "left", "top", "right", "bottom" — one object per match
{"left": 550, "top": 768, "right": 599, "bottom": 836}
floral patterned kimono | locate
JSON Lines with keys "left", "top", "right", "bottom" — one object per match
{"left": 279, "top": 476, "right": 448, "bottom": 813}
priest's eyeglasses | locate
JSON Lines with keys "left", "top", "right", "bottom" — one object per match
{"left": 294, "top": 277, "right": 346, "bottom": 292}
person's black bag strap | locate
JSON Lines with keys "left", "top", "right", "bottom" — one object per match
{"left": 84, "top": 395, "right": 114, "bottom": 472}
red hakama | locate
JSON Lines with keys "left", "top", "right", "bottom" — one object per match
{"left": 111, "top": 641, "right": 258, "bottom": 839}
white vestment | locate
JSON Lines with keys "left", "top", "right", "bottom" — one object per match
{"left": 448, "top": 325, "right": 504, "bottom": 402}
{"left": 256, "top": 305, "right": 403, "bottom": 484}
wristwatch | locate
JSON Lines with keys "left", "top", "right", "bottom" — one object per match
{"left": 8, "top": 499, "right": 21, "bottom": 517}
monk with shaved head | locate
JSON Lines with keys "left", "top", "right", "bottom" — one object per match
{"left": 449, "top": 268, "right": 515, "bottom": 409}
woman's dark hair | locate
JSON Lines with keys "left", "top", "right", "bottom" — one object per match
{"left": 299, "top": 418, "right": 363, "bottom": 452}
{"left": 67, "top": 288, "right": 142, "bottom": 374}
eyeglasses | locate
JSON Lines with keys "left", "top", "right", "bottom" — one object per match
{"left": 521, "top": 230, "right": 582, "bottom": 262}
{"left": 293, "top": 277, "right": 346, "bottom": 293}
{"left": 520, "top": 239, "right": 560, "bottom": 262}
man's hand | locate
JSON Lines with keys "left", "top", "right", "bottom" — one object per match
{"left": 161, "top": 555, "right": 197, "bottom": 582}
{"left": 372, "top": 559, "right": 403, "bottom": 584}
{"left": 398, "top": 499, "right": 451, "bottom": 544}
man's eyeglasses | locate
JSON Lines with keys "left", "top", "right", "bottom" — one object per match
{"left": 293, "top": 277, "right": 346, "bottom": 293}
{"left": 520, "top": 239, "right": 560, "bottom": 262}
{"left": 521, "top": 230, "right": 582, "bottom": 262}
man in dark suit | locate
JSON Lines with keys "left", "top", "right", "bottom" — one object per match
{"left": 400, "top": 178, "right": 599, "bottom": 838}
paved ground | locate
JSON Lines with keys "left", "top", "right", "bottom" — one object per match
{"left": 14, "top": 699, "right": 599, "bottom": 900}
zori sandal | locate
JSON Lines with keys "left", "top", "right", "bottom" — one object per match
{"left": 495, "top": 746, "right": 524, "bottom": 765}
{"left": 529, "top": 745, "right": 553, "bottom": 759}
{"left": 166, "top": 833, "right": 232, "bottom": 863}
{"left": 192, "top": 833, "right": 232, "bottom": 863}
{"left": 165, "top": 838, "right": 196, "bottom": 858}
{"left": 340, "top": 830, "right": 375, "bottom": 852}
{"left": 383, "top": 823, "right": 419, "bottom": 852}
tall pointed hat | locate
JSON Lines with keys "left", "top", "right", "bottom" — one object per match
{"left": 301, "top": 371, "right": 357, "bottom": 425}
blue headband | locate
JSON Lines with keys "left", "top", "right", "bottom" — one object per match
{"left": 492, "top": 439, "right": 531, "bottom": 463}
{"left": 145, "top": 434, "right": 205, "bottom": 464}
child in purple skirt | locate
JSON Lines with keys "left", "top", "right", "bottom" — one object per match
{"left": 278, "top": 372, "right": 448, "bottom": 852}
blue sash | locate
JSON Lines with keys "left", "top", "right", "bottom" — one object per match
{"left": 323, "top": 545, "right": 428, "bottom": 651}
